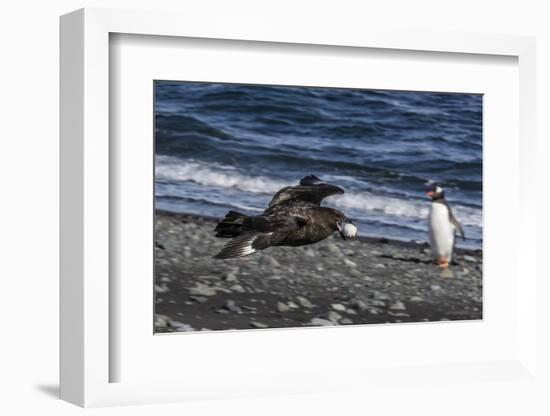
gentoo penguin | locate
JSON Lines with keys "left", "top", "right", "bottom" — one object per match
{"left": 213, "top": 175, "right": 357, "bottom": 259}
{"left": 426, "top": 183, "right": 465, "bottom": 268}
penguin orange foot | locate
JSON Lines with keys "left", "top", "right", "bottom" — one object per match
{"left": 438, "top": 256, "right": 450, "bottom": 268}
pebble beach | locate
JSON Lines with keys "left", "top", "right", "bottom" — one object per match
{"left": 154, "top": 210, "right": 483, "bottom": 333}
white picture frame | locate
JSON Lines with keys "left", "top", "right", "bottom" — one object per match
{"left": 60, "top": 7, "right": 538, "bottom": 408}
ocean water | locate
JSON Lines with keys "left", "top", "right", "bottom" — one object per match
{"left": 154, "top": 81, "right": 483, "bottom": 249}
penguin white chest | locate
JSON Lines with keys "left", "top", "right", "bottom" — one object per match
{"left": 428, "top": 202, "right": 455, "bottom": 261}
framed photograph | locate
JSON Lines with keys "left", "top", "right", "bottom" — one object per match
{"left": 60, "top": 8, "right": 538, "bottom": 408}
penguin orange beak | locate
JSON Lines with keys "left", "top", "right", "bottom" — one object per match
{"left": 426, "top": 191, "right": 434, "bottom": 197}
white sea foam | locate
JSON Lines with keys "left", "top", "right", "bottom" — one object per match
{"left": 389, "top": 99, "right": 449, "bottom": 116}
{"left": 156, "top": 155, "right": 482, "bottom": 227}
{"left": 156, "top": 155, "right": 287, "bottom": 194}
{"left": 329, "top": 193, "right": 429, "bottom": 218}
{"left": 328, "top": 193, "right": 481, "bottom": 227}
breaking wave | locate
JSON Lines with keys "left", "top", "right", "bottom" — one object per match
{"left": 156, "top": 155, "right": 287, "bottom": 195}
{"left": 329, "top": 193, "right": 481, "bottom": 227}
{"left": 155, "top": 156, "right": 481, "bottom": 227}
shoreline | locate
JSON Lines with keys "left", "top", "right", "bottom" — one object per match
{"left": 155, "top": 209, "right": 482, "bottom": 255}
{"left": 154, "top": 210, "right": 482, "bottom": 333}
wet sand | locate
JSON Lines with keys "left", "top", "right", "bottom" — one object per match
{"left": 154, "top": 210, "right": 482, "bottom": 333}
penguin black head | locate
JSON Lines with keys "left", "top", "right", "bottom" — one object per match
{"left": 425, "top": 182, "right": 445, "bottom": 201}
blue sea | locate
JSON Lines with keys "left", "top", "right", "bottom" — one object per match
{"left": 154, "top": 81, "right": 483, "bottom": 249}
